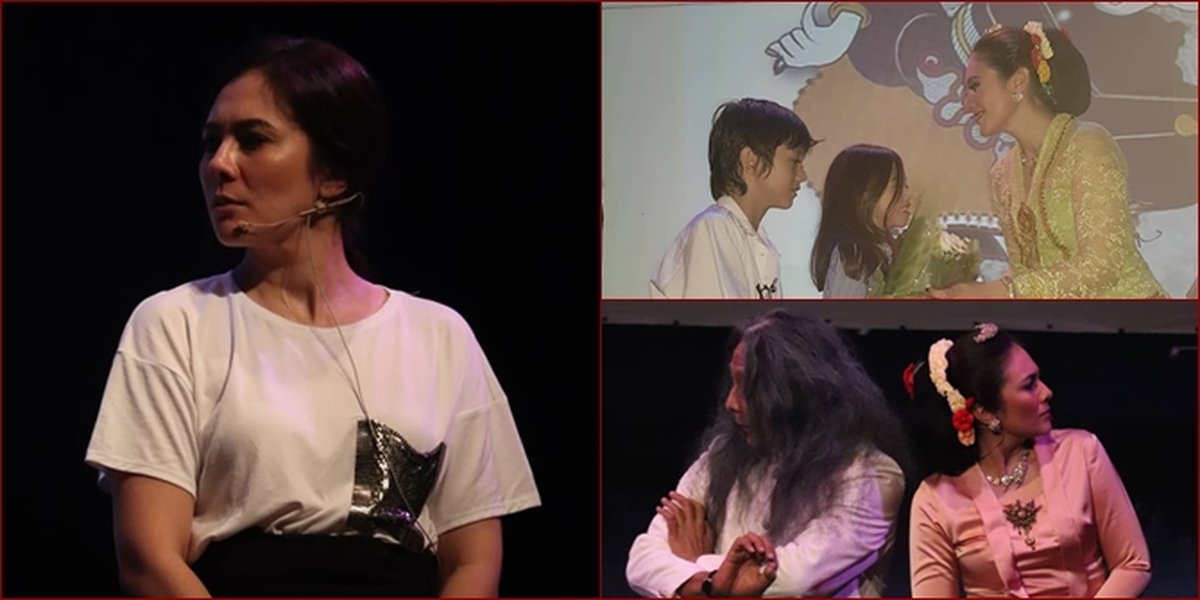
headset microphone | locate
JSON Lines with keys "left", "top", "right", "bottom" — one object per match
{"left": 233, "top": 186, "right": 431, "bottom": 550}
{"left": 232, "top": 192, "right": 363, "bottom": 237}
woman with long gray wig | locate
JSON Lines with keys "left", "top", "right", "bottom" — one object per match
{"left": 626, "top": 308, "right": 909, "bottom": 597}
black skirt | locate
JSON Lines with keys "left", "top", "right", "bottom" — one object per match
{"left": 190, "top": 529, "right": 439, "bottom": 597}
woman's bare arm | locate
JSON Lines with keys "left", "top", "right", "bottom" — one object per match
{"left": 110, "top": 471, "right": 210, "bottom": 597}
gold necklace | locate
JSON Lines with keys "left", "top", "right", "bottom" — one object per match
{"left": 984, "top": 449, "right": 1030, "bottom": 489}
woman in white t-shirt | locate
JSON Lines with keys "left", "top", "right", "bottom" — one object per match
{"left": 85, "top": 36, "right": 540, "bottom": 597}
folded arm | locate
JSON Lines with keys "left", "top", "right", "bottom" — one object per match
{"left": 765, "top": 455, "right": 905, "bottom": 596}
{"left": 629, "top": 452, "right": 903, "bottom": 597}
{"left": 627, "top": 502, "right": 718, "bottom": 596}
{"left": 627, "top": 458, "right": 716, "bottom": 597}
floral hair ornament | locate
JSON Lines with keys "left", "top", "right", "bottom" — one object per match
{"left": 973, "top": 322, "right": 999, "bottom": 343}
{"left": 928, "top": 339, "right": 976, "bottom": 446}
{"left": 1023, "top": 21, "right": 1056, "bottom": 96}
{"left": 902, "top": 362, "right": 922, "bottom": 400}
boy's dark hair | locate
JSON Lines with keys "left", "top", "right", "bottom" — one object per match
{"left": 708, "top": 98, "right": 818, "bottom": 200}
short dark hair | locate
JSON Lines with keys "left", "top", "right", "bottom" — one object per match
{"left": 972, "top": 26, "right": 1091, "bottom": 116}
{"left": 708, "top": 98, "right": 817, "bottom": 200}
{"left": 208, "top": 36, "right": 386, "bottom": 273}
{"left": 906, "top": 329, "right": 1020, "bottom": 477}
{"left": 810, "top": 144, "right": 906, "bottom": 291}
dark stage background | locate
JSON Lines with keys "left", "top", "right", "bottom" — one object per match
{"left": 3, "top": 4, "right": 598, "bottom": 597}
{"left": 603, "top": 309, "right": 1197, "bottom": 597}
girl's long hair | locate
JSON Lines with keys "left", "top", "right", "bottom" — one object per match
{"left": 811, "top": 144, "right": 906, "bottom": 291}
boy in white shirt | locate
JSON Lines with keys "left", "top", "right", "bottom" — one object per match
{"left": 650, "top": 99, "right": 818, "bottom": 298}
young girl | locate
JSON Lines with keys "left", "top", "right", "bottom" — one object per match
{"left": 810, "top": 144, "right": 913, "bottom": 298}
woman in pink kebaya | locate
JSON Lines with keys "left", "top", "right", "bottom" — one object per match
{"left": 905, "top": 323, "right": 1150, "bottom": 597}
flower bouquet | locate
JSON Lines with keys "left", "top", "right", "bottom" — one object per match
{"left": 872, "top": 215, "right": 982, "bottom": 297}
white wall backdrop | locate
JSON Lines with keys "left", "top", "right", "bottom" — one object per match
{"left": 602, "top": 2, "right": 1198, "bottom": 298}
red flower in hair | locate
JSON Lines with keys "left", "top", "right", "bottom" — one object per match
{"left": 902, "top": 363, "right": 917, "bottom": 399}
{"left": 952, "top": 407, "right": 975, "bottom": 432}
{"left": 1030, "top": 33, "right": 1041, "bottom": 47}
{"left": 1030, "top": 48, "right": 1040, "bottom": 66}
{"left": 951, "top": 397, "right": 977, "bottom": 432}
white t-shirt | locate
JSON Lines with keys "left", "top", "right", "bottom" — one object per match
{"left": 650, "top": 196, "right": 781, "bottom": 299}
{"left": 626, "top": 447, "right": 904, "bottom": 598}
{"left": 85, "top": 272, "right": 541, "bottom": 562}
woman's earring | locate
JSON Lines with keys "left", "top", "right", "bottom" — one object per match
{"left": 1011, "top": 92, "right": 1024, "bottom": 102}
{"left": 987, "top": 420, "right": 1003, "bottom": 434}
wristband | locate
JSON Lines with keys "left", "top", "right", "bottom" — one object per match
{"left": 701, "top": 570, "right": 719, "bottom": 597}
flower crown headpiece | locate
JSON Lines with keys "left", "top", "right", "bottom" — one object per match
{"left": 984, "top": 21, "right": 1059, "bottom": 99}
{"left": 902, "top": 323, "right": 999, "bottom": 446}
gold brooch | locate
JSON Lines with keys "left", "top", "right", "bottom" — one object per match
{"left": 1003, "top": 498, "right": 1041, "bottom": 549}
